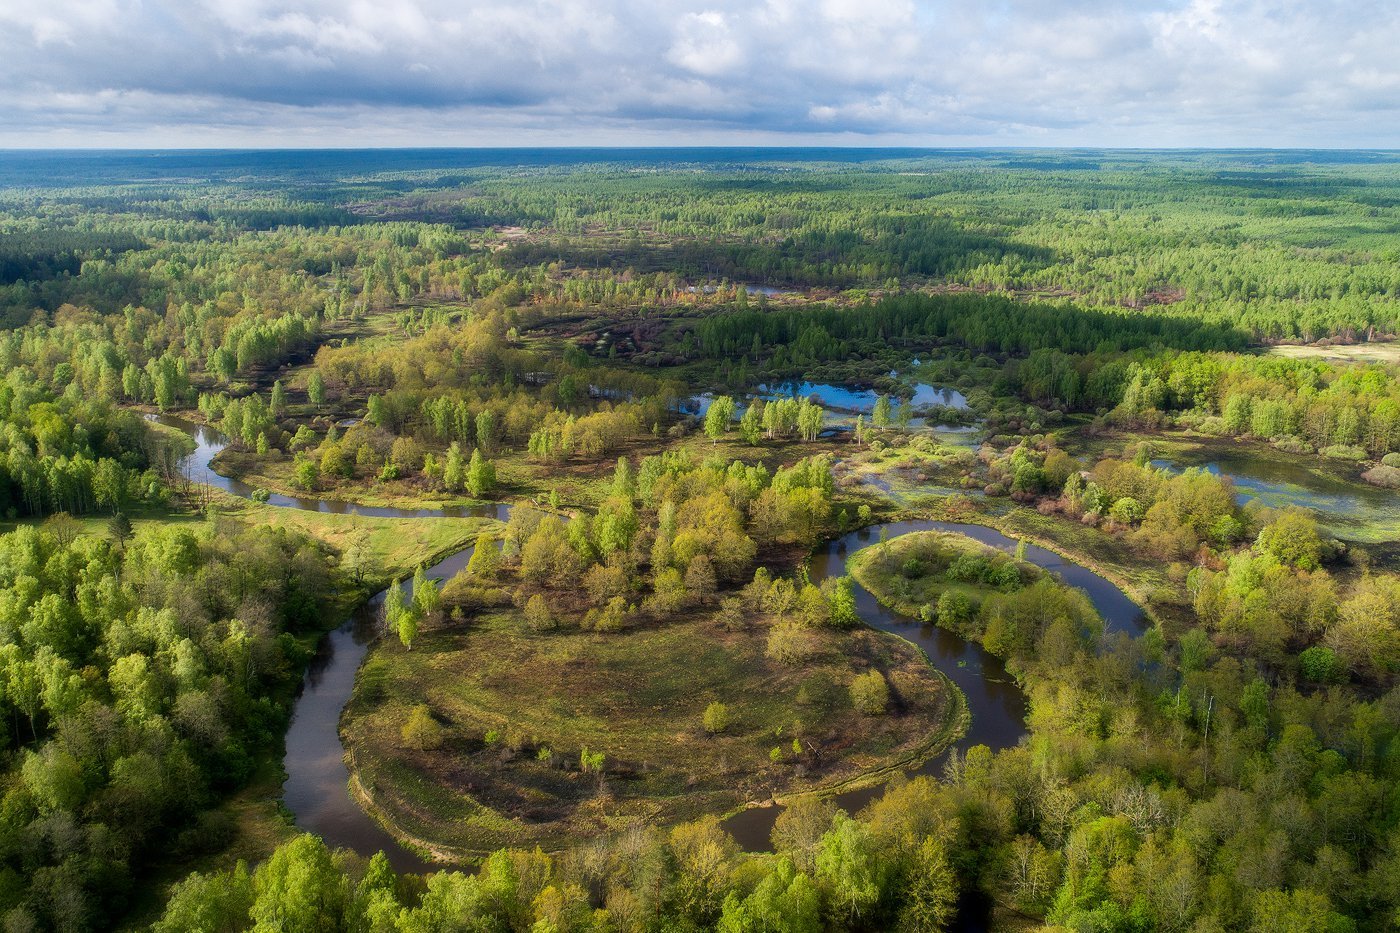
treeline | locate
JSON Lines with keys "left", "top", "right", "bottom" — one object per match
{"left": 1110, "top": 351, "right": 1400, "bottom": 458}
{"left": 0, "top": 228, "right": 144, "bottom": 285}
{"left": 1002, "top": 347, "right": 1400, "bottom": 459}
{"left": 9, "top": 155, "right": 1400, "bottom": 344}
{"left": 689, "top": 293, "right": 1248, "bottom": 376}
{"left": 0, "top": 518, "right": 341, "bottom": 928}
{"left": 1002, "top": 433, "right": 1400, "bottom": 689}
{"left": 503, "top": 213, "right": 1050, "bottom": 286}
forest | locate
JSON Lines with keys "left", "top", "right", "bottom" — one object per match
{"left": 0, "top": 148, "right": 1398, "bottom": 931}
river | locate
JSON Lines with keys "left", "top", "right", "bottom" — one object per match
{"left": 152, "top": 414, "right": 1146, "bottom": 877}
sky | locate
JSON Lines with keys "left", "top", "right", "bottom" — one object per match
{"left": 2, "top": 0, "right": 1399, "bottom": 148}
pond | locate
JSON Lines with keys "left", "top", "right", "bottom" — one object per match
{"left": 1150, "top": 450, "right": 1400, "bottom": 543}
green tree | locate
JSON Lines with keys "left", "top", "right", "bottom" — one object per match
{"left": 740, "top": 403, "right": 764, "bottom": 445}
{"left": 703, "top": 701, "right": 731, "bottom": 734}
{"left": 306, "top": 370, "right": 326, "bottom": 408}
{"left": 293, "top": 453, "right": 319, "bottom": 491}
{"left": 383, "top": 577, "right": 406, "bottom": 637}
{"left": 1255, "top": 507, "right": 1325, "bottom": 570}
{"left": 850, "top": 671, "right": 889, "bottom": 715}
{"left": 466, "top": 531, "right": 499, "bottom": 580}
{"left": 397, "top": 603, "right": 420, "bottom": 651}
{"left": 443, "top": 442, "right": 465, "bottom": 492}
{"left": 250, "top": 835, "right": 348, "bottom": 933}
{"left": 153, "top": 862, "right": 255, "bottom": 933}
{"left": 467, "top": 448, "right": 495, "bottom": 497}
{"left": 108, "top": 511, "right": 134, "bottom": 549}
{"left": 717, "top": 857, "right": 821, "bottom": 933}
{"left": 826, "top": 576, "right": 859, "bottom": 628}
{"left": 897, "top": 836, "right": 958, "bottom": 932}
{"left": 872, "top": 394, "right": 892, "bottom": 429}
{"left": 402, "top": 704, "right": 444, "bottom": 751}
{"left": 412, "top": 565, "right": 441, "bottom": 620}
{"left": 705, "top": 396, "right": 737, "bottom": 443}
{"left": 524, "top": 593, "right": 555, "bottom": 633}
{"left": 815, "top": 812, "right": 886, "bottom": 922}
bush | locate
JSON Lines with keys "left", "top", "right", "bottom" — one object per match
{"left": 1383, "top": 453, "right": 1400, "bottom": 468}
{"left": 703, "top": 701, "right": 731, "bottom": 734}
{"left": 1109, "top": 496, "right": 1144, "bottom": 525}
{"left": 401, "top": 705, "right": 444, "bottom": 751}
{"left": 936, "top": 590, "right": 974, "bottom": 630}
{"left": 901, "top": 558, "right": 925, "bottom": 579}
{"left": 1299, "top": 645, "right": 1346, "bottom": 684}
{"left": 1272, "top": 435, "right": 1314, "bottom": 454}
{"left": 946, "top": 554, "right": 990, "bottom": 584}
{"left": 1320, "top": 444, "right": 1368, "bottom": 461}
{"left": 524, "top": 594, "right": 555, "bottom": 633}
{"left": 766, "top": 622, "right": 818, "bottom": 666}
{"left": 1362, "top": 464, "right": 1400, "bottom": 489}
{"left": 988, "top": 562, "right": 1022, "bottom": 592}
{"left": 584, "top": 596, "right": 630, "bottom": 633}
{"left": 850, "top": 671, "right": 890, "bottom": 715}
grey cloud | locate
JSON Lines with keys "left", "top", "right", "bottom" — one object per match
{"left": 1, "top": 0, "right": 1399, "bottom": 144}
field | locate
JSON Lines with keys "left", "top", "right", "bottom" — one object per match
{"left": 342, "top": 606, "right": 963, "bottom": 857}
{"left": 1270, "top": 342, "right": 1400, "bottom": 365}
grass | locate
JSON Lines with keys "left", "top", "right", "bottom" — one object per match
{"left": 342, "top": 606, "right": 962, "bottom": 858}
{"left": 1270, "top": 343, "right": 1400, "bottom": 365}
{"left": 210, "top": 493, "right": 497, "bottom": 590}
{"left": 834, "top": 437, "right": 980, "bottom": 506}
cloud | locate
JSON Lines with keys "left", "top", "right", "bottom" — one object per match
{"left": 0, "top": 0, "right": 1399, "bottom": 145}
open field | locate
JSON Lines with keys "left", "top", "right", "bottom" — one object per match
{"left": 210, "top": 493, "right": 496, "bottom": 590}
{"left": 1270, "top": 342, "right": 1400, "bottom": 365}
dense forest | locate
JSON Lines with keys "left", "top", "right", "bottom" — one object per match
{"left": 0, "top": 149, "right": 1399, "bottom": 931}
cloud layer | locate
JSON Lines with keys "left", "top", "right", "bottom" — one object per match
{"left": 2, "top": 0, "right": 1399, "bottom": 146}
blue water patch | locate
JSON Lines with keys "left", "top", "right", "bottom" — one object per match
{"left": 1149, "top": 454, "right": 1395, "bottom": 541}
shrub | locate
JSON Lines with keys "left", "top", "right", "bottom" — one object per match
{"left": 1299, "top": 645, "right": 1346, "bottom": 684}
{"left": 584, "top": 596, "right": 630, "bottom": 633}
{"left": 946, "top": 554, "right": 990, "bottom": 584}
{"left": 1272, "top": 435, "right": 1314, "bottom": 454}
{"left": 703, "top": 702, "right": 731, "bottom": 734}
{"left": 766, "top": 622, "right": 818, "bottom": 666}
{"left": 1109, "top": 496, "right": 1144, "bottom": 525}
{"left": 1362, "top": 464, "right": 1400, "bottom": 489}
{"left": 524, "top": 594, "right": 555, "bottom": 633}
{"left": 850, "top": 671, "right": 890, "bottom": 715}
{"left": 901, "top": 558, "right": 925, "bottom": 579}
{"left": 401, "top": 705, "right": 444, "bottom": 751}
{"left": 1383, "top": 453, "right": 1400, "bottom": 468}
{"left": 1320, "top": 444, "right": 1367, "bottom": 461}
{"left": 936, "top": 590, "right": 974, "bottom": 630}
{"left": 988, "top": 562, "right": 1023, "bottom": 592}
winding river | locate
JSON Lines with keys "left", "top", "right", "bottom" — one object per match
{"left": 154, "top": 415, "right": 1147, "bottom": 875}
